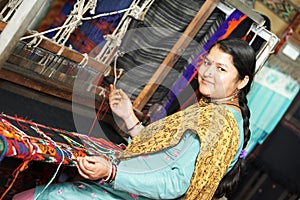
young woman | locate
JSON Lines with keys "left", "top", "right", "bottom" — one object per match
{"left": 13, "top": 38, "right": 256, "bottom": 200}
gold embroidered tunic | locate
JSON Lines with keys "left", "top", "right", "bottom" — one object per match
{"left": 119, "top": 100, "right": 240, "bottom": 200}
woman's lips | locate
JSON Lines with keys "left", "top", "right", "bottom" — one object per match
{"left": 201, "top": 79, "right": 214, "bottom": 85}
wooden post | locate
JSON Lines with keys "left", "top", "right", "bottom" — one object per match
{"left": 0, "top": 0, "right": 45, "bottom": 68}
{"left": 132, "top": 0, "right": 220, "bottom": 111}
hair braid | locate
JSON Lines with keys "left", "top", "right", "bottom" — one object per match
{"left": 214, "top": 90, "right": 251, "bottom": 198}
{"left": 214, "top": 90, "right": 252, "bottom": 198}
{"left": 212, "top": 38, "right": 255, "bottom": 198}
{"left": 238, "top": 90, "right": 251, "bottom": 148}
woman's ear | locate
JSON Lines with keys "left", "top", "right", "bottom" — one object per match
{"left": 237, "top": 76, "right": 249, "bottom": 90}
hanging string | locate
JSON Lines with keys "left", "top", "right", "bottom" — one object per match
{"left": 20, "top": 20, "right": 80, "bottom": 41}
{"left": 0, "top": 159, "right": 32, "bottom": 200}
{"left": 86, "top": 51, "right": 121, "bottom": 138}
{"left": 79, "top": 53, "right": 89, "bottom": 68}
{"left": 30, "top": 124, "right": 66, "bottom": 200}
{"left": 87, "top": 92, "right": 107, "bottom": 137}
{"left": 34, "top": 146, "right": 65, "bottom": 200}
{"left": 79, "top": 134, "right": 116, "bottom": 160}
{"left": 81, "top": 7, "right": 133, "bottom": 20}
{"left": 26, "top": 32, "right": 45, "bottom": 48}
{"left": 99, "top": 101, "right": 110, "bottom": 121}
{"left": 113, "top": 52, "right": 121, "bottom": 87}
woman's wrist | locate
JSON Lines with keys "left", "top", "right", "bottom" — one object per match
{"left": 102, "top": 162, "right": 113, "bottom": 182}
{"left": 124, "top": 112, "right": 139, "bottom": 130}
{"left": 102, "top": 162, "right": 117, "bottom": 183}
{"left": 127, "top": 121, "right": 143, "bottom": 137}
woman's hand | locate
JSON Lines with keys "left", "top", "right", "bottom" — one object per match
{"left": 109, "top": 84, "right": 134, "bottom": 120}
{"left": 77, "top": 156, "right": 111, "bottom": 181}
{"left": 109, "top": 84, "right": 142, "bottom": 137}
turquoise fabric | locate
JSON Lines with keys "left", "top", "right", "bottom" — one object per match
{"left": 114, "top": 132, "right": 199, "bottom": 199}
{"left": 246, "top": 66, "right": 299, "bottom": 153}
{"left": 226, "top": 107, "right": 244, "bottom": 171}
{"left": 34, "top": 133, "right": 200, "bottom": 200}
{"left": 33, "top": 107, "right": 244, "bottom": 199}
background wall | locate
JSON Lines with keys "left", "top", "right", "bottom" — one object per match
{"left": 255, "top": 0, "right": 300, "bottom": 36}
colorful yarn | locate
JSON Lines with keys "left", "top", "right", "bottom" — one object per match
{"left": 34, "top": 146, "right": 65, "bottom": 200}
{"left": 0, "top": 134, "right": 7, "bottom": 162}
{"left": 0, "top": 113, "right": 123, "bottom": 166}
{"left": 0, "top": 113, "right": 124, "bottom": 199}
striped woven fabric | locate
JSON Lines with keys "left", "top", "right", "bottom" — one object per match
{"left": 114, "top": 0, "right": 225, "bottom": 107}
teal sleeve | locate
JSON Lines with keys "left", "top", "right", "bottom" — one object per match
{"left": 113, "top": 132, "right": 200, "bottom": 199}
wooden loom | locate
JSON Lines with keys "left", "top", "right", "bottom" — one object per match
{"left": 0, "top": 0, "right": 280, "bottom": 199}
{"left": 0, "top": 0, "right": 281, "bottom": 160}
{"left": 0, "top": 0, "right": 279, "bottom": 113}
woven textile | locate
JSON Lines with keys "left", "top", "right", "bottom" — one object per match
{"left": 115, "top": 0, "right": 225, "bottom": 105}
{"left": 256, "top": 0, "right": 298, "bottom": 23}
{"left": 0, "top": 113, "right": 123, "bottom": 166}
{"left": 37, "top": 0, "right": 133, "bottom": 55}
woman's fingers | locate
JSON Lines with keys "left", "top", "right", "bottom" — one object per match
{"left": 76, "top": 156, "right": 110, "bottom": 180}
{"left": 84, "top": 155, "right": 98, "bottom": 163}
{"left": 77, "top": 157, "right": 95, "bottom": 174}
{"left": 109, "top": 89, "right": 123, "bottom": 107}
{"left": 77, "top": 163, "right": 90, "bottom": 179}
{"left": 77, "top": 157, "right": 91, "bottom": 179}
{"left": 118, "top": 89, "right": 127, "bottom": 99}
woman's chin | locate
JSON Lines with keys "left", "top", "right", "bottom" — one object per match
{"left": 199, "top": 88, "right": 212, "bottom": 98}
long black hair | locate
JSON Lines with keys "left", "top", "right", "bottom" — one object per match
{"left": 211, "top": 38, "right": 256, "bottom": 198}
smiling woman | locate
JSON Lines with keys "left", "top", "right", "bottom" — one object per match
{"left": 198, "top": 47, "right": 241, "bottom": 100}
{"left": 13, "top": 38, "right": 256, "bottom": 200}
{"left": 197, "top": 40, "right": 253, "bottom": 112}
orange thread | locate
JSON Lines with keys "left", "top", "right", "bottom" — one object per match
{"left": 0, "top": 159, "right": 31, "bottom": 200}
{"left": 88, "top": 95, "right": 107, "bottom": 137}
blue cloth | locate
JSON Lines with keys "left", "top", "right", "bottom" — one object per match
{"left": 246, "top": 66, "right": 299, "bottom": 153}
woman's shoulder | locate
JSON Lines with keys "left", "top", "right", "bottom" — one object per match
{"left": 225, "top": 106, "right": 243, "bottom": 122}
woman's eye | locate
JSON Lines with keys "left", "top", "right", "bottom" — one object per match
{"left": 204, "top": 60, "right": 211, "bottom": 66}
{"left": 217, "top": 66, "right": 226, "bottom": 72}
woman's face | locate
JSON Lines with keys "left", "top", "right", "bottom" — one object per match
{"left": 198, "top": 45, "right": 243, "bottom": 99}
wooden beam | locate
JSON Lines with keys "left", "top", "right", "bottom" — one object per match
{"left": 0, "top": 79, "right": 102, "bottom": 120}
{"left": 132, "top": 0, "right": 220, "bottom": 111}
{"left": 0, "top": 67, "right": 72, "bottom": 100}
{"left": 0, "top": 20, "right": 123, "bottom": 78}
{"left": 25, "top": 37, "right": 111, "bottom": 74}
{"left": 0, "top": 0, "right": 45, "bottom": 68}
{"left": 0, "top": 21, "right": 5, "bottom": 31}
{"left": 0, "top": 67, "right": 106, "bottom": 110}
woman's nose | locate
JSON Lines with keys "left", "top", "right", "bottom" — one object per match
{"left": 203, "top": 64, "right": 214, "bottom": 77}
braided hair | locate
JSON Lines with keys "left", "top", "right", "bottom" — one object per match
{"left": 212, "top": 38, "right": 256, "bottom": 198}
